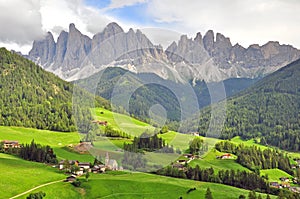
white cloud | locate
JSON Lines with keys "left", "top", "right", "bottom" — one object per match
{"left": 146, "top": 0, "right": 300, "bottom": 48}
{"left": 40, "top": 0, "right": 110, "bottom": 39}
{"left": 0, "top": 0, "right": 112, "bottom": 54}
{"left": 1, "top": 0, "right": 300, "bottom": 54}
{"left": 107, "top": 0, "right": 147, "bottom": 9}
{"left": 0, "top": 0, "right": 43, "bottom": 45}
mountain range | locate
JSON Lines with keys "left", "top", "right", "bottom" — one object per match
{"left": 28, "top": 22, "right": 300, "bottom": 83}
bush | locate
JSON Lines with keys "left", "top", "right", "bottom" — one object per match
{"left": 27, "top": 191, "right": 46, "bottom": 199}
{"left": 71, "top": 179, "right": 81, "bottom": 187}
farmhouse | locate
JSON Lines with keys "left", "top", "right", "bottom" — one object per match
{"left": 280, "top": 177, "right": 290, "bottom": 182}
{"left": 270, "top": 182, "right": 279, "bottom": 188}
{"left": 65, "top": 175, "right": 77, "bottom": 182}
{"left": 92, "top": 164, "right": 106, "bottom": 173}
{"left": 217, "top": 153, "right": 232, "bottom": 159}
{"left": 58, "top": 160, "right": 79, "bottom": 170}
{"left": 172, "top": 163, "right": 185, "bottom": 170}
{"left": 192, "top": 132, "right": 200, "bottom": 136}
{"left": 183, "top": 154, "right": 194, "bottom": 159}
{"left": 1, "top": 140, "right": 20, "bottom": 149}
{"left": 177, "top": 159, "right": 187, "bottom": 164}
{"left": 78, "top": 162, "right": 91, "bottom": 170}
{"left": 295, "top": 159, "right": 300, "bottom": 167}
{"left": 92, "top": 120, "right": 108, "bottom": 126}
{"left": 289, "top": 187, "right": 300, "bottom": 193}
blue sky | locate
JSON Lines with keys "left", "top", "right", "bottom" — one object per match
{"left": 1, "top": 0, "right": 300, "bottom": 54}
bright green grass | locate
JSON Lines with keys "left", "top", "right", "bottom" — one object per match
{"left": 260, "top": 169, "right": 293, "bottom": 183}
{"left": 93, "top": 107, "right": 155, "bottom": 136}
{"left": 0, "top": 153, "right": 66, "bottom": 199}
{"left": 231, "top": 136, "right": 270, "bottom": 150}
{"left": 189, "top": 149, "right": 251, "bottom": 172}
{"left": 28, "top": 172, "right": 276, "bottom": 199}
{"left": 15, "top": 182, "right": 82, "bottom": 199}
{"left": 159, "top": 131, "right": 220, "bottom": 152}
{"left": 0, "top": 126, "right": 93, "bottom": 162}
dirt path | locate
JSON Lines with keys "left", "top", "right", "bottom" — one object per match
{"left": 9, "top": 179, "right": 64, "bottom": 199}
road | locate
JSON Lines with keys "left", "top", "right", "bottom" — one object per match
{"left": 9, "top": 179, "right": 64, "bottom": 199}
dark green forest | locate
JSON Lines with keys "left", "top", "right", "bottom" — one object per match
{"left": 183, "top": 59, "right": 300, "bottom": 151}
{"left": 0, "top": 48, "right": 109, "bottom": 132}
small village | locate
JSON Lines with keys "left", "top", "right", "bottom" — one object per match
{"left": 2, "top": 138, "right": 300, "bottom": 194}
{"left": 61, "top": 152, "right": 123, "bottom": 183}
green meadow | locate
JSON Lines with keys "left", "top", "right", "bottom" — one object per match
{"left": 0, "top": 126, "right": 94, "bottom": 162}
{"left": 24, "top": 172, "right": 277, "bottom": 199}
{"left": 189, "top": 149, "right": 251, "bottom": 172}
{"left": 93, "top": 107, "right": 155, "bottom": 137}
{"left": 0, "top": 153, "right": 66, "bottom": 199}
{"left": 260, "top": 169, "right": 293, "bottom": 183}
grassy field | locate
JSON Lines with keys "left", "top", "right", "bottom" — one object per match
{"left": 159, "top": 131, "right": 220, "bottom": 152}
{"left": 24, "top": 172, "right": 277, "bottom": 199}
{"left": 0, "top": 153, "right": 66, "bottom": 199}
{"left": 0, "top": 126, "right": 94, "bottom": 162}
{"left": 93, "top": 107, "right": 155, "bottom": 137}
{"left": 189, "top": 149, "right": 251, "bottom": 172}
{"left": 260, "top": 169, "right": 293, "bottom": 183}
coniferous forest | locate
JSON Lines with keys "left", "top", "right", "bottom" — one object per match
{"left": 183, "top": 59, "right": 300, "bottom": 151}
{"left": 0, "top": 48, "right": 109, "bottom": 132}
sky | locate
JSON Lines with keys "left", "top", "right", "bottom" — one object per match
{"left": 0, "top": 0, "right": 300, "bottom": 54}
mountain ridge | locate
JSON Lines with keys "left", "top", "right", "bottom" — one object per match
{"left": 28, "top": 22, "right": 300, "bottom": 82}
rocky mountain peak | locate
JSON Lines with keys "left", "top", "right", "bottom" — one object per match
{"left": 104, "top": 22, "right": 124, "bottom": 35}
{"left": 27, "top": 22, "right": 300, "bottom": 82}
{"left": 28, "top": 31, "right": 56, "bottom": 65}
{"left": 203, "top": 30, "right": 215, "bottom": 55}
{"left": 194, "top": 32, "right": 203, "bottom": 44}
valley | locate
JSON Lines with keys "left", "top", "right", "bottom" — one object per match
{"left": 1, "top": 103, "right": 299, "bottom": 198}
{"left": 0, "top": 14, "right": 299, "bottom": 198}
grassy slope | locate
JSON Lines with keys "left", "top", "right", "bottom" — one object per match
{"left": 159, "top": 131, "right": 220, "bottom": 152}
{"left": 0, "top": 126, "right": 94, "bottom": 162}
{"left": 260, "top": 169, "right": 293, "bottom": 183}
{"left": 25, "top": 172, "right": 277, "bottom": 199}
{"left": 0, "top": 153, "right": 66, "bottom": 198}
{"left": 189, "top": 149, "right": 251, "bottom": 172}
{"left": 93, "top": 107, "right": 155, "bottom": 137}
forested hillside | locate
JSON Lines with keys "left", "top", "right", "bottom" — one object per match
{"left": 185, "top": 58, "right": 300, "bottom": 151}
{"left": 76, "top": 67, "right": 257, "bottom": 126}
{"left": 0, "top": 48, "right": 109, "bottom": 132}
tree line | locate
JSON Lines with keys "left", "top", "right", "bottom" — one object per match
{"left": 157, "top": 165, "right": 269, "bottom": 193}
{"left": 123, "top": 131, "right": 175, "bottom": 153}
{"left": 215, "top": 141, "right": 293, "bottom": 175}
{"left": 1, "top": 139, "right": 57, "bottom": 164}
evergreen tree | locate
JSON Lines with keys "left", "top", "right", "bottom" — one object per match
{"left": 205, "top": 187, "right": 213, "bottom": 199}
{"left": 248, "top": 191, "right": 257, "bottom": 199}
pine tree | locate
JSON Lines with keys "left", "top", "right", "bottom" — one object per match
{"left": 248, "top": 191, "right": 257, "bottom": 199}
{"left": 205, "top": 187, "right": 213, "bottom": 199}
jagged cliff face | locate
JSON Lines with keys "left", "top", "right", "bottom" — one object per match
{"left": 28, "top": 22, "right": 300, "bottom": 82}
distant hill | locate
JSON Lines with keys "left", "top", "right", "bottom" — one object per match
{"left": 75, "top": 67, "right": 258, "bottom": 127}
{"left": 185, "top": 58, "right": 300, "bottom": 151}
{"left": 0, "top": 48, "right": 109, "bottom": 132}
